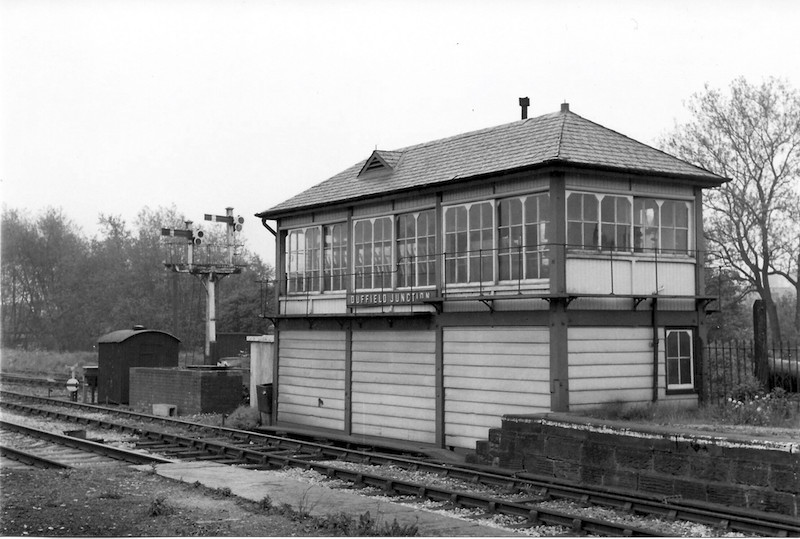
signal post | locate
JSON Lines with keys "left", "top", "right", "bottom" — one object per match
{"left": 161, "top": 207, "right": 245, "bottom": 364}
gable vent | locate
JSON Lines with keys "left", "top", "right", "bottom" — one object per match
{"left": 365, "top": 158, "right": 387, "bottom": 172}
{"left": 358, "top": 150, "right": 403, "bottom": 178}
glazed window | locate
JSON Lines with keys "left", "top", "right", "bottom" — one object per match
{"left": 600, "top": 195, "right": 631, "bottom": 251}
{"left": 666, "top": 329, "right": 694, "bottom": 391}
{"left": 634, "top": 198, "right": 692, "bottom": 254}
{"left": 444, "top": 201, "right": 494, "bottom": 283}
{"left": 634, "top": 198, "right": 660, "bottom": 252}
{"left": 323, "top": 223, "right": 347, "bottom": 291}
{"left": 286, "top": 227, "right": 321, "bottom": 293}
{"left": 397, "top": 209, "right": 436, "bottom": 288}
{"left": 498, "top": 193, "right": 549, "bottom": 281}
{"left": 660, "top": 200, "right": 691, "bottom": 254}
{"left": 354, "top": 217, "right": 392, "bottom": 290}
{"left": 567, "top": 192, "right": 599, "bottom": 249}
{"left": 569, "top": 192, "right": 693, "bottom": 255}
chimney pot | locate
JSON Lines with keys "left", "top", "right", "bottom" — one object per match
{"left": 561, "top": 102, "right": 570, "bottom": 113}
{"left": 519, "top": 97, "right": 530, "bottom": 120}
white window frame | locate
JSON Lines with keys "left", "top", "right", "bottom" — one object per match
{"left": 443, "top": 200, "right": 495, "bottom": 285}
{"left": 323, "top": 223, "right": 348, "bottom": 292}
{"left": 286, "top": 226, "right": 321, "bottom": 293}
{"left": 286, "top": 223, "right": 348, "bottom": 294}
{"left": 497, "top": 193, "right": 549, "bottom": 282}
{"left": 665, "top": 328, "right": 695, "bottom": 391}
{"left": 396, "top": 209, "right": 436, "bottom": 289}
{"left": 353, "top": 216, "right": 394, "bottom": 291}
{"left": 568, "top": 191, "right": 694, "bottom": 255}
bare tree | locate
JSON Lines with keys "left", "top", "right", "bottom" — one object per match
{"left": 662, "top": 77, "right": 800, "bottom": 343}
{"left": 770, "top": 196, "right": 800, "bottom": 338}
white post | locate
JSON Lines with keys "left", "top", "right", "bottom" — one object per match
{"left": 205, "top": 274, "right": 217, "bottom": 363}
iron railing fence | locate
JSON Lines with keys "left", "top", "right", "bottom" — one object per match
{"left": 703, "top": 340, "right": 799, "bottom": 404}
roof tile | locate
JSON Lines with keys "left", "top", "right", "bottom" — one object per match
{"left": 260, "top": 108, "right": 724, "bottom": 217}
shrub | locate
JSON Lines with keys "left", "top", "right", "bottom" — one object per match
{"left": 224, "top": 405, "right": 261, "bottom": 429}
{"left": 147, "top": 495, "right": 173, "bottom": 517}
{"left": 717, "top": 387, "right": 800, "bottom": 427}
{"left": 315, "top": 511, "right": 418, "bottom": 536}
{"left": 729, "top": 377, "right": 765, "bottom": 402}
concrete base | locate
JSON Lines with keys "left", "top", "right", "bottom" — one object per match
{"left": 152, "top": 403, "right": 177, "bottom": 417}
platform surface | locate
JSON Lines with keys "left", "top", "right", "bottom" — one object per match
{"left": 138, "top": 461, "right": 520, "bottom": 536}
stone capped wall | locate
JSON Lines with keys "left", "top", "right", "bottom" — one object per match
{"left": 473, "top": 413, "right": 799, "bottom": 517}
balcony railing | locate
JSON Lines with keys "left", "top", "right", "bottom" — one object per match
{"left": 262, "top": 243, "right": 707, "bottom": 317}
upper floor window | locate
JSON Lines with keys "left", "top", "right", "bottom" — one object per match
{"left": 323, "top": 224, "right": 347, "bottom": 291}
{"left": 568, "top": 191, "right": 693, "bottom": 255}
{"left": 660, "top": 200, "right": 690, "bottom": 254}
{"left": 397, "top": 210, "right": 436, "bottom": 288}
{"left": 444, "top": 201, "right": 494, "bottom": 284}
{"left": 354, "top": 217, "right": 392, "bottom": 290}
{"left": 600, "top": 195, "right": 631, "bottom": 251}
{"left": 287, "top": 224, "right": 347, "bottom": 293}
{"left": 567, "top": 192, "right": 599, "bottom": 249}
{"left": 498, "top": 194, "right": 550, "bottom": 281}
{"left": 286, "top": 227, "right": 321, "bottom": 293}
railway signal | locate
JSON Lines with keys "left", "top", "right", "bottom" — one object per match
{"left": 160, "top": 208, "right": 245, "bottom": 365}
{"left": 204, "top": 211, "right": 244, "bottom": 232}
{"left": 160, "top": 227, "right": 192, "bottom": 239}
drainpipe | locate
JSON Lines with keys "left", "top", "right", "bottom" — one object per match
{"left": 652, "top": 297, "right": 659, "bottom": 402}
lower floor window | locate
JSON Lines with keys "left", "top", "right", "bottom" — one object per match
{"left": 665, "top": 329, "right": 694, "bottom": 390}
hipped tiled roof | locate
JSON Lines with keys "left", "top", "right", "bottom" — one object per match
{"left": 258, "top": 107, "right": 725, "bottom": 218}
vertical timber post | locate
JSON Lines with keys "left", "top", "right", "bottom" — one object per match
{"left": 753, "top": 299, "right": 768, "bottom": 387}
{"left": 549, "top": 171, "right": 569, "bottom": 412}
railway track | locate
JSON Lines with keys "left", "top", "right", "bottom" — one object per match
{"left": 2, "top": 389, "right": 797, "bottom": 536}
{"left": 0, "top": 372, "right": 69, "bottom": 387}
{"left": 0, "top": 419, "right": 172, "bottom": 470}
{"left": 0, "top": 445, "right": 72, "bottom": 470}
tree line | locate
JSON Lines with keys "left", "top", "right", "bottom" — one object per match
{"left": 2, "top": 78, "right": 799, "bottom": 350}
{"left": 663, "top": 77, "right": 800, "bottom": 343}
{"left": 1, "top": 205, "right": 274, "bottom": 352}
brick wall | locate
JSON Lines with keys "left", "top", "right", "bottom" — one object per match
{"left": 130, "top": 367, "right": 243, "bottom": 415}
{"left": 473, "top": 414, "right": 799, "bottom": 517}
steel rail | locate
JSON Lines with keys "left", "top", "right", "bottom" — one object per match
{"left": 3, "top": 390, "right": 798, "bottom": 536}
{"left": 0, "top": 445, "right": 72, "bottom": 469}
{"left": 0, "top": 391, "right": 427, "bottom": 459}
{"left": 0, "top": 373, "right": 68, "bottom": 387}
{"left": 0, "top": 420, "right": 174, "bottom": 466}
{"left": 133, "top": 429, "right": 664, "bottom": 536}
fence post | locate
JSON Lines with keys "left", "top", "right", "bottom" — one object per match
{"left": 753, "top": 299, "right": 769, "bottom": 387}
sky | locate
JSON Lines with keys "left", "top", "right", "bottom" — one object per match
{"left": 2, "top": 0, "right": 800, "bottom": 267}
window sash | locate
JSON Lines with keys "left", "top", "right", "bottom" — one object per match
{"left": 397, "top": 210, "right": 436, "bottom": 288}
{"left": 286, "top": 227, "right": 322, "bottom": 293}
{"left": 666, "top": 329, "right": 694, "bottom": 390}
{"left": 323, "top": 224, "right": 347, "bottom": 291}
{"left": 498, "top": 194, "right": 550, "bottom": 281}
{"left": 354, "top": 217, "right": 392, "bottom": 290}
{"left": 444, "top": 201, "right": 494, "bottom": 284}
{"left": 568, "top": 191, "right": 693, "bottom": 254}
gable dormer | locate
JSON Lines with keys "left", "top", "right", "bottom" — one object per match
{"left": 358, "top": 150, "right": 403, "bottom": 178}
